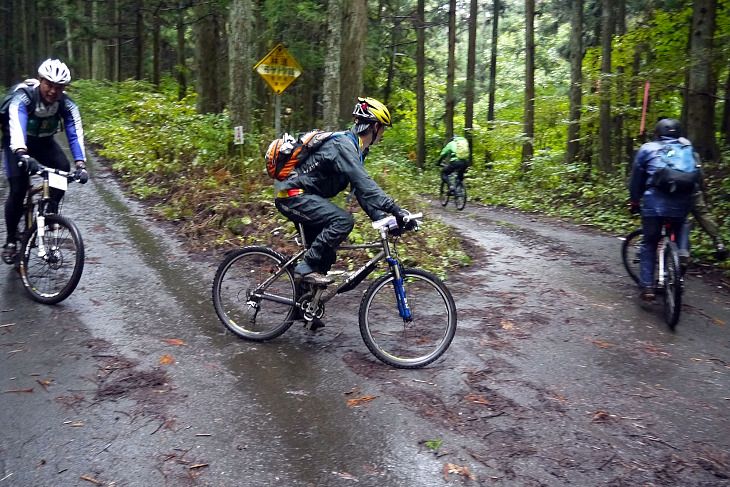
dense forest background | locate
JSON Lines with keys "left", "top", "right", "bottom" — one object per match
{"left": 1, "top": 0, "right": 729, "bottom": 268}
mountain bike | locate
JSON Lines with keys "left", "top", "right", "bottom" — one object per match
{"left": 12, "top": 164, "right": 85, "bottom": 304}
{"left": 621, "top": 221, "right": 684, "bottom": 329}
{"left": 212, "top": 212, "right": 457, "bottom": 369}
{"left": 439, "top": 165, "right": 467, "bottom": 210}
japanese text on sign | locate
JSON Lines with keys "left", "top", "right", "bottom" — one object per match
{"left": 254, "top": 44, "right": 302, "bottom": 94}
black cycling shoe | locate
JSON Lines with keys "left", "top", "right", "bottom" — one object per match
{"left": 639, "top": 287, "right": 656, "bottom": 302}
{"left": 304, "top": 317, "right": 326, "bottom": 331}
{"left": 2, "top": 243, "right": 17, "bottom": 265}
{"left": 301, "top": 272, "right": 334, "bottom": 286}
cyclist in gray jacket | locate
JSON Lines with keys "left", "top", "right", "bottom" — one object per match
{"left": 275, "top": 97, "right": 413, "bottom": 287}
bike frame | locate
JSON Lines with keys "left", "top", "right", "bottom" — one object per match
{"left": 22, "top": 167, "right": 73, "bottom": 258}
{"left": 248, "top": 217, "right": 413, "bottom": 317}
{"left": 655, "top": 222, "right": 681, "bottom": 287}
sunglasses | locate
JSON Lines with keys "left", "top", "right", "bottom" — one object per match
{"left": 41, "top": 79, "right": 67, "bottom": 91}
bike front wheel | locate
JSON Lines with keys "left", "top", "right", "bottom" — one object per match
{"left": 453, "top": 181, "right": 467, "bottom": 210}
{"left": 19, "top": 214, "right": 85, "bottom": 304}
{"left": 662, "top": 241, "right": 682, "bottom": 329}
{"left": 621, "top": 228, "right": 642, "bottom": 285}
{"left": 359, "top": 268, "right": 457, "bottom": 368}
{"left": 212, "top": 246, "right": 297, "bottom": 341}
{"left": 439, "top": 180, "right": 450, "bottom": 206}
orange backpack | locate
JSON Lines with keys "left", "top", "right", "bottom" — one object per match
{"left": 265, "top": 130, "right": 335, "bottom": 180}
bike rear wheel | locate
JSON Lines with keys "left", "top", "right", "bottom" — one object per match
{"left": 662, "top": 241, "right": 683, "bottom": 329}
{"left": 439, "top": 180, "right": 450, "bottom": 206}
{"left": 453, "top": 180, "right": 467, "bottom": 210}
{"left": 212, "top": 246, "right": 296, "bottom": 341}
{"left": 621, "top": 229, "right": 642, "bottom": 285}
{"left": 359, "top": 268, "right": 457, "bottom": 368}
{"left": 19, "top": 214, "right": 85, "bottom": 304}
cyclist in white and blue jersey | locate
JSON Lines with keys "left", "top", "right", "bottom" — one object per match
{"left": 0, "top": 58, "right": 88, "bottom": 264}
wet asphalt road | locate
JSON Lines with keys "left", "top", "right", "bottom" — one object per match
{"left": 1, "top": 157, "right": 729, "bottom": 487}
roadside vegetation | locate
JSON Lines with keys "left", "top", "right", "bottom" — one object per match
{"left": 73, "top": 79, "right": 729, "bottom": 276}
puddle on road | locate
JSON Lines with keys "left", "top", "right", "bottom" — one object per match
{"left": 83, "top": 169, "right": 454, "bottom": 484}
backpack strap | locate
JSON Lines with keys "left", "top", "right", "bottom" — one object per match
{"left": 343, "top": 130, "right": 364, "bottom": 164}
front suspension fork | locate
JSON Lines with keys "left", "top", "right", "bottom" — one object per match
{"left": 387, "top": 257, "right": 412, "bottom": 321}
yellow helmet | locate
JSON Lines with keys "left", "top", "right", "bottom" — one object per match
{"left": 352, "top": 97, "right": 392, "bottom": 127}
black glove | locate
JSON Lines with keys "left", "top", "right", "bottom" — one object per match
{"left": 714, "top": 242, "right": 728, "bottom": 261}
{"left": 628, "top": 201, "right": 640, "bottom": 215}
{"left": 19, "top": 154, "right": 40, "bottom": 174}
{"left": 73, "top": 165, "right": 89, "bottom": 184}
{"left": 392, "top": 207, "right": 418, "bottom": 231}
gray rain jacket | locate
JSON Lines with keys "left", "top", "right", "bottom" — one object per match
{"left": 275, "top": 129, "right": 398, "bottom": 220}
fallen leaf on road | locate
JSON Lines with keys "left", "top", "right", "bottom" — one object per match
{"left": 163, "top": 338, "right": 186, "bottom": 346}
{"left": 80, "top": 474, "right": 103, "bottom": 485}
{"left": 591, "top": 410, "right": 612, "bottom": 422}
{"left": 332, "top": 471, "right": 358, "bottom": 481}
{"left": 443, "top": 463, "right": 476, "bottom": 481}
{"left": 36, "top": 379, "right": 52, "bottom": 391}
{"left": 346, "top": 395, "right": 377, "bottom": 407}
{"left": 159, "top": 354, "right": 175, "bottom": 365}
{"left": 590, "top": 339, "right": 614, "bottom": 349}
{"left": 500, "top": 319, "right": 514, "bottom": 330}
{"left": 465, "top": 393, "right": 490, "bottom": 405}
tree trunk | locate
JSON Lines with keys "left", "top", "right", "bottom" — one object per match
{"left": 383, "top": 19, "right": 400, "bottom": 105}
{"left": 339, "top": 0, "right": 367, "bottom": 123}
{"left": 228, "top": 0, "right": 254, "bottom": 132}
{"left": 521, "top": 0, "right": 535, "bottom": 167}
{"left": 64, "top": 1, "right": 74, "bottom": 65}
{"left": 176, "top": 1, "right": 187, "bottom": 99}
{"left": 444, "top": 0, "right": 456, "bottom": 140}
{"left": 613, "top": 0, "right": 626, "bottom": 168}
{"left": 152, "top": 6, "right": 161, "bottom": 87}
{"left": 113, "top": 0, "right": 121, "bottom": 82}
{"left": 322, "top": 0, "right": 343, "bottom": 131}
{"left": 135, "top": 0, "right": 145, "bottom": 80}
{"left": 464, "top": 0, "right": 477, "bottom": 163}
{"left": 91, "top": 0, "right": 107, "bottom": 80}
{"left": 487, "top": 0, "right": 499, "bottom": 128}
{"left": 598, "top": 0, "right": 614, "bottom": 172}
{"left": 722, "top": 68, "right": 730, "bottom": 146}
{"left": 415, "top": 0, "right": 425, "bottom": 170}
{"left": 686, "top": 0, "right": 718, "bottom": 162}
{"left": 195, "top": 3, "right": 223, "bottom": 114}
{"left": 566, "top": 0, "right": 583, "bottom": 164}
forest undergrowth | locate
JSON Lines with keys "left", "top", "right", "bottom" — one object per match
{"left": 74, "top": 80, "right": 730, "bottom": 278}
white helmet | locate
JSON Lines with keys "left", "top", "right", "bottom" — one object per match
{"left": 37, "top": 59, "right": 71, "bottom": 85}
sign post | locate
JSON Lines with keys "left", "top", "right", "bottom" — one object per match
{"left": 254, "top": 44, "right": 302, "bottom": 135}
{"left": 233, "top": 125, "right": 244, "bottom": 159}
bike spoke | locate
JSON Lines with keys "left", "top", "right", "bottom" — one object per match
{"left": 360, "top": 270, "right": 456, "bottom": 368}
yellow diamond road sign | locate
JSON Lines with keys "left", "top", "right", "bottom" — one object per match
{"left": 254, "top": 44, "right": 302, "bottom": 94}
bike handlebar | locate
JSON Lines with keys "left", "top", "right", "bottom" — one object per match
{"left": 372, "top": 212, "right": 423, "bottom": 233}
{"left": 23, "top": 161, "right": 78, "bottom": 182}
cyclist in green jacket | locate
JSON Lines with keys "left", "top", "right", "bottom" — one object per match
{"left": 438, "top": 136, "right": 469, "bottom": 195}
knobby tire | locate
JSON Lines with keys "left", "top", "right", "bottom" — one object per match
{"left": 439, "top": 181, "right": 450, "bottom": 207}
{"left": 212, "top": 246, "right": 296, "bottom": 341}
{"left": 454, "top": 181, "right": 467, "bottom": 210}
{"left": 622, "top": 229, "right": 642, "bottom": 285}
{"left": 662, "top": 241, "right": 682, "bottom": 329}
{"left": 19, "top": 214, "right": 84, "bottom": 304}
{"left": 358, "top": 268, "right": 457, "bottom": 368}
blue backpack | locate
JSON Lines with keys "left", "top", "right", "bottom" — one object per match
{"left": 651, "top": 138, "right": 699, "bottom": 194}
